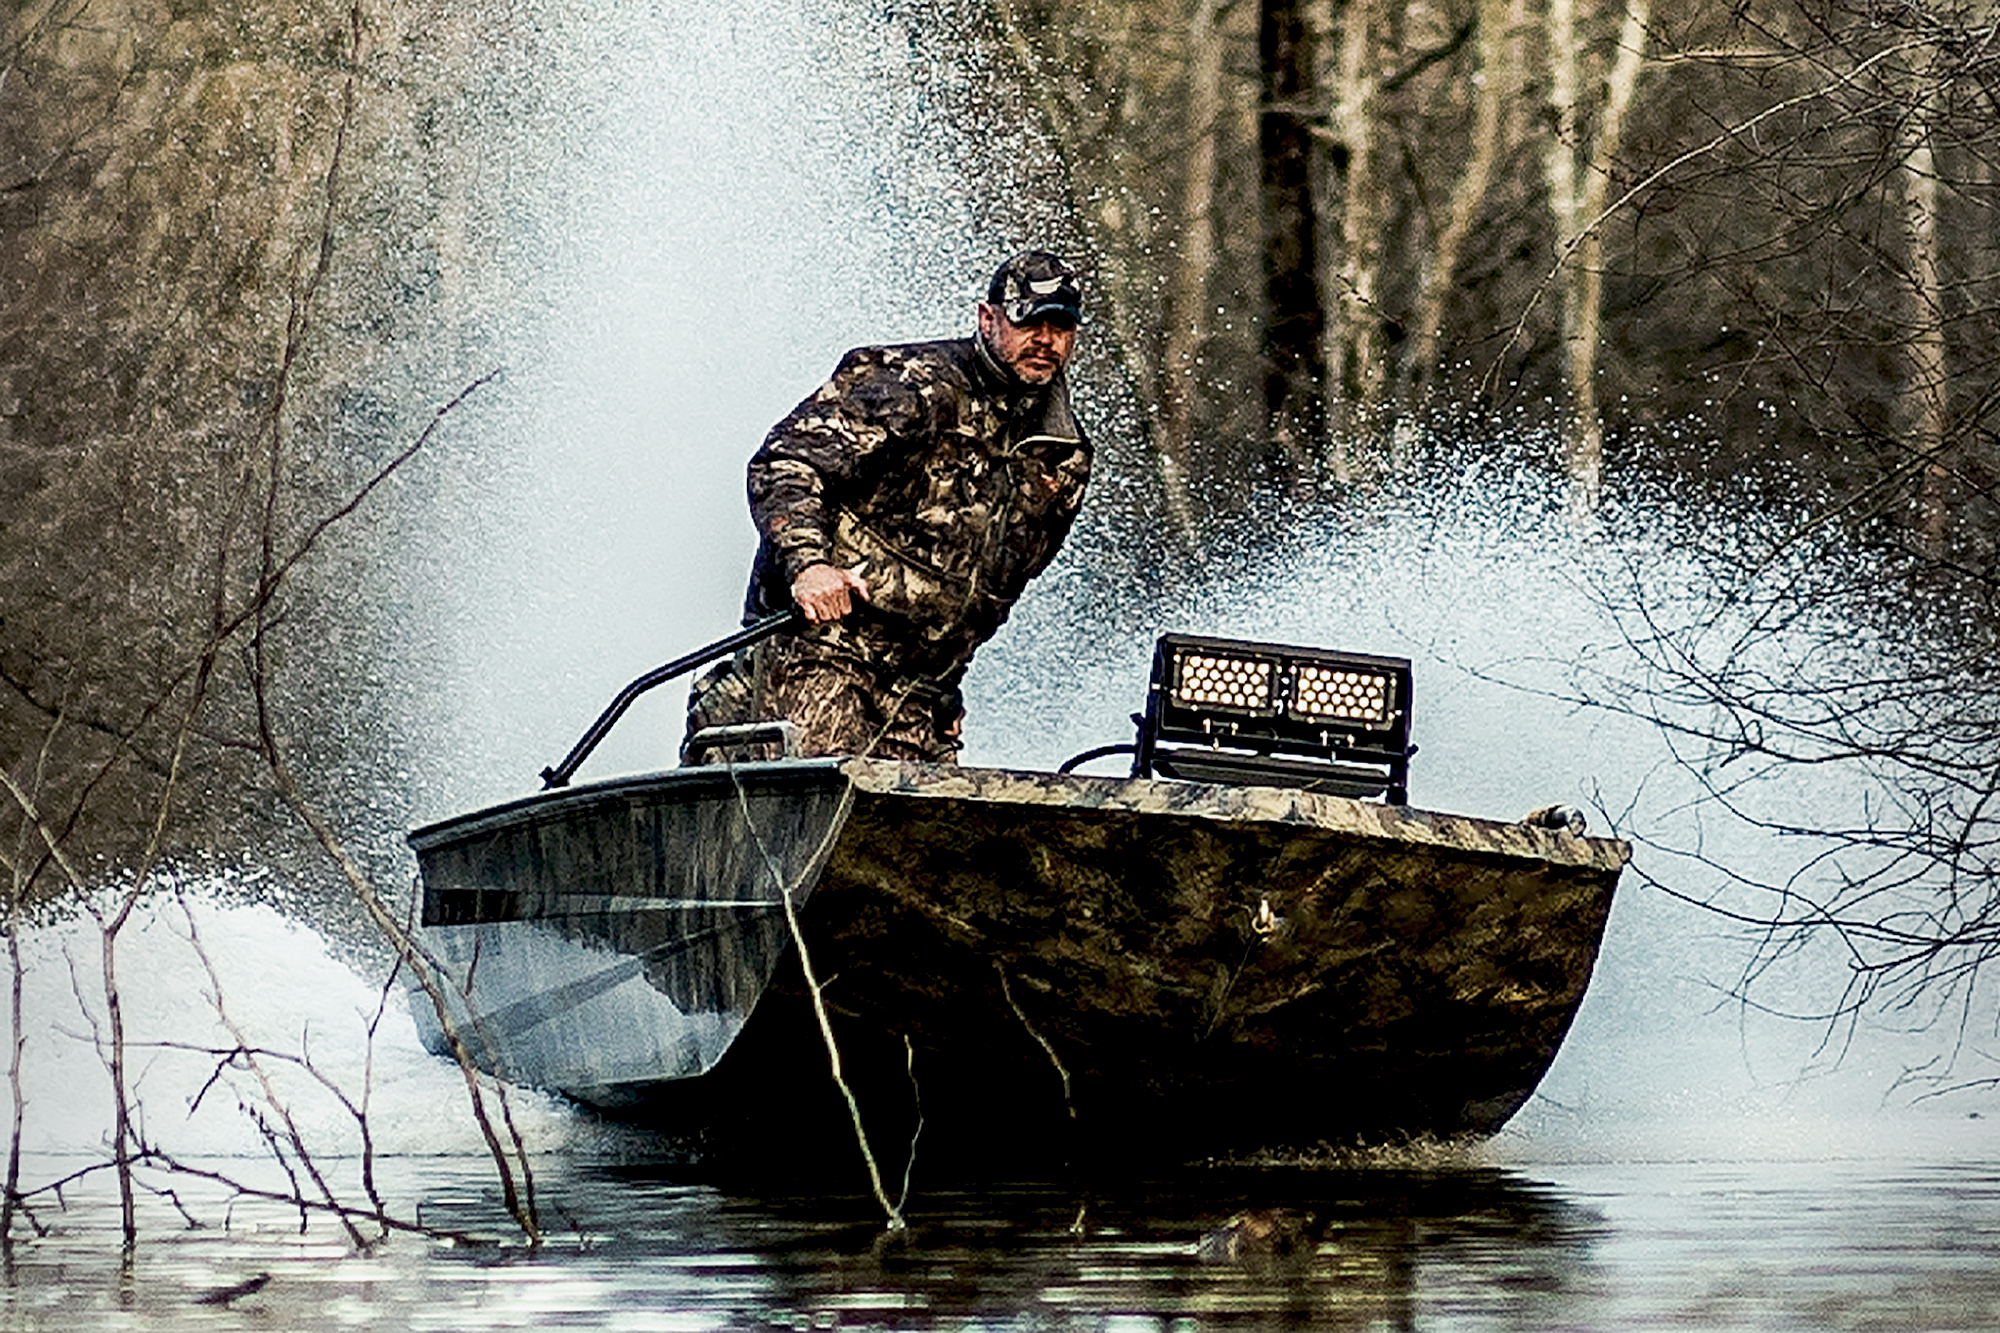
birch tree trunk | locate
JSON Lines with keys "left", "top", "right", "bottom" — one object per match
{"left": 1542, "top": 0, "right": 1586, "bottom": 504}
{"left": 1404, "top": 0, "right": 1525, "bottom": 411}
{"left": 1321, "top": 0, "right": 1384, "bottom": 480}
{"left": 1544, "top": 0, "right": 1649, "bottom": 518}
{"left": 1157, "top": 0, "right": 1228, "bottom": 541}
{"left": 1896, "top": 79, "right": 1948, "bottom": 552}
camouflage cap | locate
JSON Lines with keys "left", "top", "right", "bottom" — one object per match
{"left": 986, "top": 251, "right": 1083, "bottom": 328}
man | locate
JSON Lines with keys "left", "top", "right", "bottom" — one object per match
{"left": 686, "top": 251, "right": 1091, "bottom": 763}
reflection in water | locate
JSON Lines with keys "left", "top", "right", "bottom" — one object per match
{"left": 0, "top": 1157, "right": 1602, "bottom": 1330}
{"left": 16, "top": 1150, "right": 2000, "bottom": 1329}
{"left": 600, "top": 1166, "right": 1601, "bottom": 1332}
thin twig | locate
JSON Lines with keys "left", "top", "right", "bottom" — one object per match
{"left": 1482, "top": 35, "right": 1935, "bottom": 399}
{"left": 127, "top": 1152, "right": 493, "bottom": 1246}
{"left": 726, "top": 768, "right": 906, "bottom": 1229}
{"left": 169, "top": 888, "right": 369, "bottom": 1246}
{"left": 997, "top": 964, "right": 1076, "bottom": 1122}
{"left": 896, "top": 1035, "right": 923, "bottom": 1215}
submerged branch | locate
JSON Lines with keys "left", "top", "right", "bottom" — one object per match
{"left": 170, "top": 889, "right": 370, "bottom": 1246}
{"left": 128, "top": 1154, "right": 490, "bottom": 1247}
{"left": 254, "top": 746, "right": 542, "bottom": 1244}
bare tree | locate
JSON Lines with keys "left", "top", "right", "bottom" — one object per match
{"left": 1539, "top": 0, "right": 1651, "bottom": 516}
{"left": 1155, "top": 0, "right": 1230, "bottom": 540}
{"left": 1403, "top": 0, "right": 1528, "bottom": 414}
{"left": 1894, "top": 41, "right": 1951, "bottom": 550}
{"left": 1525, "top": 324, "right": 1995, "bottom": 1082}
{"left": 1322, "top": 0, "right": 1389, "bottom": 469}
{"left": 979, "top": 0, "right": 1996, "bottom": 564}
{"left": 0, "top": 0, "right": 549, "bottom": 1251}
{"left": 1603, "top": 2, "right": 1999, "bottom": 544}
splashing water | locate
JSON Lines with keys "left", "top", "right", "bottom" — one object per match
{"left": 11, "top": 885, "right": 583, "bottom": 1161}
{"left": 971, "top": 449, "right": 1999, "bottom": 1161}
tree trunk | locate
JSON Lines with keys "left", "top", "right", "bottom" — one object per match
{"left": 1897, "top": 87, "right": 1948, "bottom": 552}
{"left": 1544, "top": 0, "right": 1648, "bottom": 518}
{"left": 1405, "top": 0, "right": 1524, "bottom": 412}
{"left": 1158, "top": 0, "right": 1228, "bottom": 541}
{"left": 1322, "top": 0, "right": 1384, "bottom": 481}
{"left": 1260, "top": 0, "right": 1330, "bottom": 479}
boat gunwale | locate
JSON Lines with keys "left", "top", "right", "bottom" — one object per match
{"left": 835, "top": 757, "right": 1631, "bottom": 872}
{"left": 410, "top": 757, "right": 1630, "bottom": 875}
{"left": 406, "top": 758, "right": 852, "bottom": 850}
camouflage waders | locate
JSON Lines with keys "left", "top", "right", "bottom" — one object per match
{"left": 684, "top": 634, "right": 960, "bottom": 764}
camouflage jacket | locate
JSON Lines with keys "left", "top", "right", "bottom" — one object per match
{"left": 746, "top": 336, "right": 1091, "bottom": 684}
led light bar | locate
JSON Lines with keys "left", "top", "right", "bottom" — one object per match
{"left": 1134, "top": 634, "right": 1414, "bottom": 802}
{"left": 1172, "top": 651, "right": 1275, "bottom": 712}
{"left": 1291, "top": 663, "right": 1392, "bottom": 725}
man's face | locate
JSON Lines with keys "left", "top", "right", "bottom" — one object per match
{"left": 978, "top": 302, "right": 1078, "bottom": 386}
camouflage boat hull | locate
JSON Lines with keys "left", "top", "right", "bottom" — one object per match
{"left": 408, "top": 758, "right": 1628, "bottom": 1174}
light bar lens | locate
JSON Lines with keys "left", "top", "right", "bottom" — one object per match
{"left": 1292, "top": 664, "right": 1392, "bottom": 724}
{"left": 1174, "top": 653, "right": 1273, "bottom": 710}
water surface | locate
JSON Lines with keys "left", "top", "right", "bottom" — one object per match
{"left": 11, "top": 1136, "right": 2000, "bottom": 1331}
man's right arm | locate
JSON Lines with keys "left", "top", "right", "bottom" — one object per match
{"left": 748, "top": 348, "right": 926, "bottom": 617}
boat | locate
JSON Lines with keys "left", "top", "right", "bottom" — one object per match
{"left": 407, "top": 631, "right": 1628, "bottom": 1177}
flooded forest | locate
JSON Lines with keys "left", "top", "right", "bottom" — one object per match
{"left": 2, "top": 0, "right": 1999, "bottom": 1255}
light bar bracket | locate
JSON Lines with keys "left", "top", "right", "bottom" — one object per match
{"left": 1132, "top": 633, "right": 1414, "bottom": 803}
